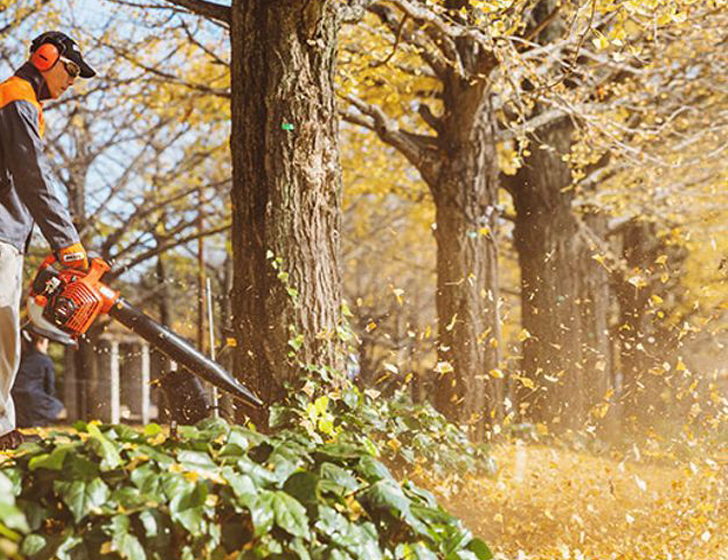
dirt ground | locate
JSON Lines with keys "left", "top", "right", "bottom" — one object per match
{"left": 431, "top": 442, "right": 727, "bottom": 560}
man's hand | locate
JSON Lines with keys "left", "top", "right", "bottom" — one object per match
{"left": 56, "top": 242, "right": 88, "bottom": 270}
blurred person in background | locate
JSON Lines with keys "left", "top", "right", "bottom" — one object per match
{"left": 12, "top": 328, "right": 64, "bottom": 428}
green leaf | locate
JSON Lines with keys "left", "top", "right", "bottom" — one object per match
{"left": 143, "top": 423, "right": 163, "bottom": 437}
{"left": 222, "top": 469, "right": 258, "bottom": 509}
{"left": 28, "top": 444, "right": 76, "bottom": 471}
{"left": 112, "top": 487, "right": 147, "bottom": 510}
{"left": 249, "top": 492, "right": 275, "bottom": 537}
{"left": 360, "top": 480, "right": 428, "bottom": 537}
{"left": 357, "top": 455, "right": 394, "bottom": 482}
{"left": 314, "top": 506, "right": 349, "bottom": 536}
{"left": 289, "top": 537, "right": 312, "bottom": 560}
{"left": 319, "top": 463, "right": 361, "bottom": 493}
{"left": 169, "top": 482, "right": 208, "bottom": 536}
{"left": 112, "top": 523, "right": 147, "bottom": 560}
{"left": 283, "top": 471, "right": 320, "bottom": 517}
{"left": 270, "top": 490, "right": 310, "bottom": 539}
{"left": 20, "top": 534, "right": 47, "bottom": 557}
{"left": 54, "top": 478, "right": 110, "bottom": 523}
{"left": 161, "top": 472, "right": 194, "bottom": 502}
{"left": 465, "top": 538, "right": 493, "bottom": 560}
{"left": 177, "top": 450, "right": 217, "bottom": 471}
{"left": 395, "top": 542, "right": 438, "bottom": 560}
{"left": 86, "top": 424, "right": 122, "bottom": 471}
{"left": 0, "top": 502, "right": 28, "bottom": 533}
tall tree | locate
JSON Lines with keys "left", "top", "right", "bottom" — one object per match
{"left": 343, "top": 1, "right": 508, "bottom": 438}
{"left": 160, "top": 0, "right": 345, "bottom": 421}
{"left": 230, "top": 0, "right": 344, "bottom": 420}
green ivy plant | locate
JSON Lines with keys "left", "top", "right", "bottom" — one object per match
{"left": 0, "top": 418, "right": 493, "bottom": 560}
{"left": 270, "top": 384, "right": 497, "bottom": 480}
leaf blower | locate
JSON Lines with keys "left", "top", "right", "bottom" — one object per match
{"left": 27, "top": 255, "right": 263, "bottom": 409}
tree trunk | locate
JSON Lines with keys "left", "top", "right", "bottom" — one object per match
{"left": 579, "top": 209, "right": 615, "bottom": 435}
{"left": 230, "top": 0, "right": 343, "bottom": 423}
{"left": 503, "top": 118, "right": 589, "bottom": 430}
{"left": 430, "top": 81, "right": 503, "bottom": 440}
{"left": 614, "top": 218, "right": 686, "bottom": 431}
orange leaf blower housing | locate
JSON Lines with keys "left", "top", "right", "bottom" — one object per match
{"left": 27, "top": 256, "right": 263, "bottom": 408}
{"left": 29, "top": 255, "right": 119, "bottom": 336}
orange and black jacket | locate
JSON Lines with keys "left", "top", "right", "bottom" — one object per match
{"left": 0, "top": 62, "right": 79, "bottom": 253}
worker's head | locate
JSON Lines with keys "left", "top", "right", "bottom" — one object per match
{"left": 29, "top": 31, "right": 95, "bottom": 99}
{"left": 21, "top": 328, "right": 49, "bottom": 354}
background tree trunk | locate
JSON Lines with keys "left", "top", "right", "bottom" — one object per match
{"left": 432, "top": 88, "right": 502, "bottom": 438}
{"left": 614, "top": 218, "right": 687, "bottom": 431}
{"left": 230, "top": 0, "right": 343, "bottom": 424}
{"left": 503, "top": 117, "right": 605, "bottom": 431}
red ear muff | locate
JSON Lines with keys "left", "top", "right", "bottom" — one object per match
{"left": 31, "top": 43, "right": 60, "bottom": 72}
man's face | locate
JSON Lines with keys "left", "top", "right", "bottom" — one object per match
{"left": 42, "top": 58, "right": 78, "bottom": 99}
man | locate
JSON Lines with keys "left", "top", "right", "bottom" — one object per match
{"left": 12, "top": 329, "right": 64, "bottom": 428}
{"left": 0, "top": 31, "right": 95, "bottom": 451}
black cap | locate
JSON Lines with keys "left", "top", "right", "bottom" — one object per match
{"left": 30, "top": 31, "right": 96, "bottom": 79}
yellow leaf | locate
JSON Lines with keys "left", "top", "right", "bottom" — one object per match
{"left": 489, "top": 368, "right": 504, "bottom": 379}
{"left": 518, "top": 376, "right": 535, "bottom": 389}
{"left": 434, "top": 361, "right": 454, "bottom": 375}
{"left": 592, "top": 31, "right": 610, "bottom": 51}
{"left": 392, "top": 287, "right": 405, "bottom": 305}
{"left": 517, "top": 328, "right": 531, "bottom": 342}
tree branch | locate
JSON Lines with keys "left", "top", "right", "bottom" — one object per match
{"left": 343, "top": 94, "right": 440, "bottom": 184}
{"left": 162, "top": 0, "right": 230, "bottom": 25}
{"left": 107, "top": 222, "right": 231, "bottom": 280}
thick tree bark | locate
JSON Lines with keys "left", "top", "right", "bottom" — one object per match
{"left": 503, "top": 117, "right": 612, "bottom": 432}
{"left": 503, "top": 118, "right": 585, "bottom": 428}
{"left": 432, "top": 86, "right": 503, "bottom": 439}
{"left": 230, "top": 0, "right": 343, "bottom": 423}
{"left": 579, "top": 209, "right": 614, "bottom": 434}
{"left": 614, "top": 218, "right": 686, "bottom": 430}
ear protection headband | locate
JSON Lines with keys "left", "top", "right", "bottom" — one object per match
{"left": 30, "top": 34, "right": 66, "bottom": 72}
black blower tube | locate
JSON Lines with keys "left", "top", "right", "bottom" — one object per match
{"left": 110, "top": 298, "right": 263, "bottom": 408}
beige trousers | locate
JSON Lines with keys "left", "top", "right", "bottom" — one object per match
{"left": 0, "top": 240, "right": 23, "bottom": 436}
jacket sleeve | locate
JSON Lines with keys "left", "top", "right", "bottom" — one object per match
{"left": 4, "top": 100, "right": 79, "bottom": 251}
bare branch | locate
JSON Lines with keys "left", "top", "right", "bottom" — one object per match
{"left": 162, "top": 0, "right": 230, "bottom": 25}
{"left": 344, "top": 94, "right": 440, "bottom": 184}
{"left": 108, "top": 222, "right": 231, "bottom": 280}
{"left": 496, "top": 109, "right": 568, "bottom": 141}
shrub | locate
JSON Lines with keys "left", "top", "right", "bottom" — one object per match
{"left": 0, "top": 418, "right": 493, "bottom": 560}
{"left": 270, "top": 384, "right": 497, "bottom": 480}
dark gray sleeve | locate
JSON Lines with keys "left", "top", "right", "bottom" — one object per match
{"left": 4, "top": 100, "right": 79, "bottom": 250}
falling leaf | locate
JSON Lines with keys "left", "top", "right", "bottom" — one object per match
{"left": 434, "top": 361, "right": 454, "bottom": 375}
{"left": 517, "top": 328, "right": 532, "bottom": 342}
{"left": 446, "top": 313, "right": 458, "bottom": 331}
{"left": 627, "top": 275, "right": 647, "bottom": 289}
{"left": 392, "top": 287, "right": 405, "bottom": 305}
{"left": 592, "top": 31, "right": 610, "bottom": 50}
{"left": 383, "top": 363, "right": 399, "bottom": 374}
